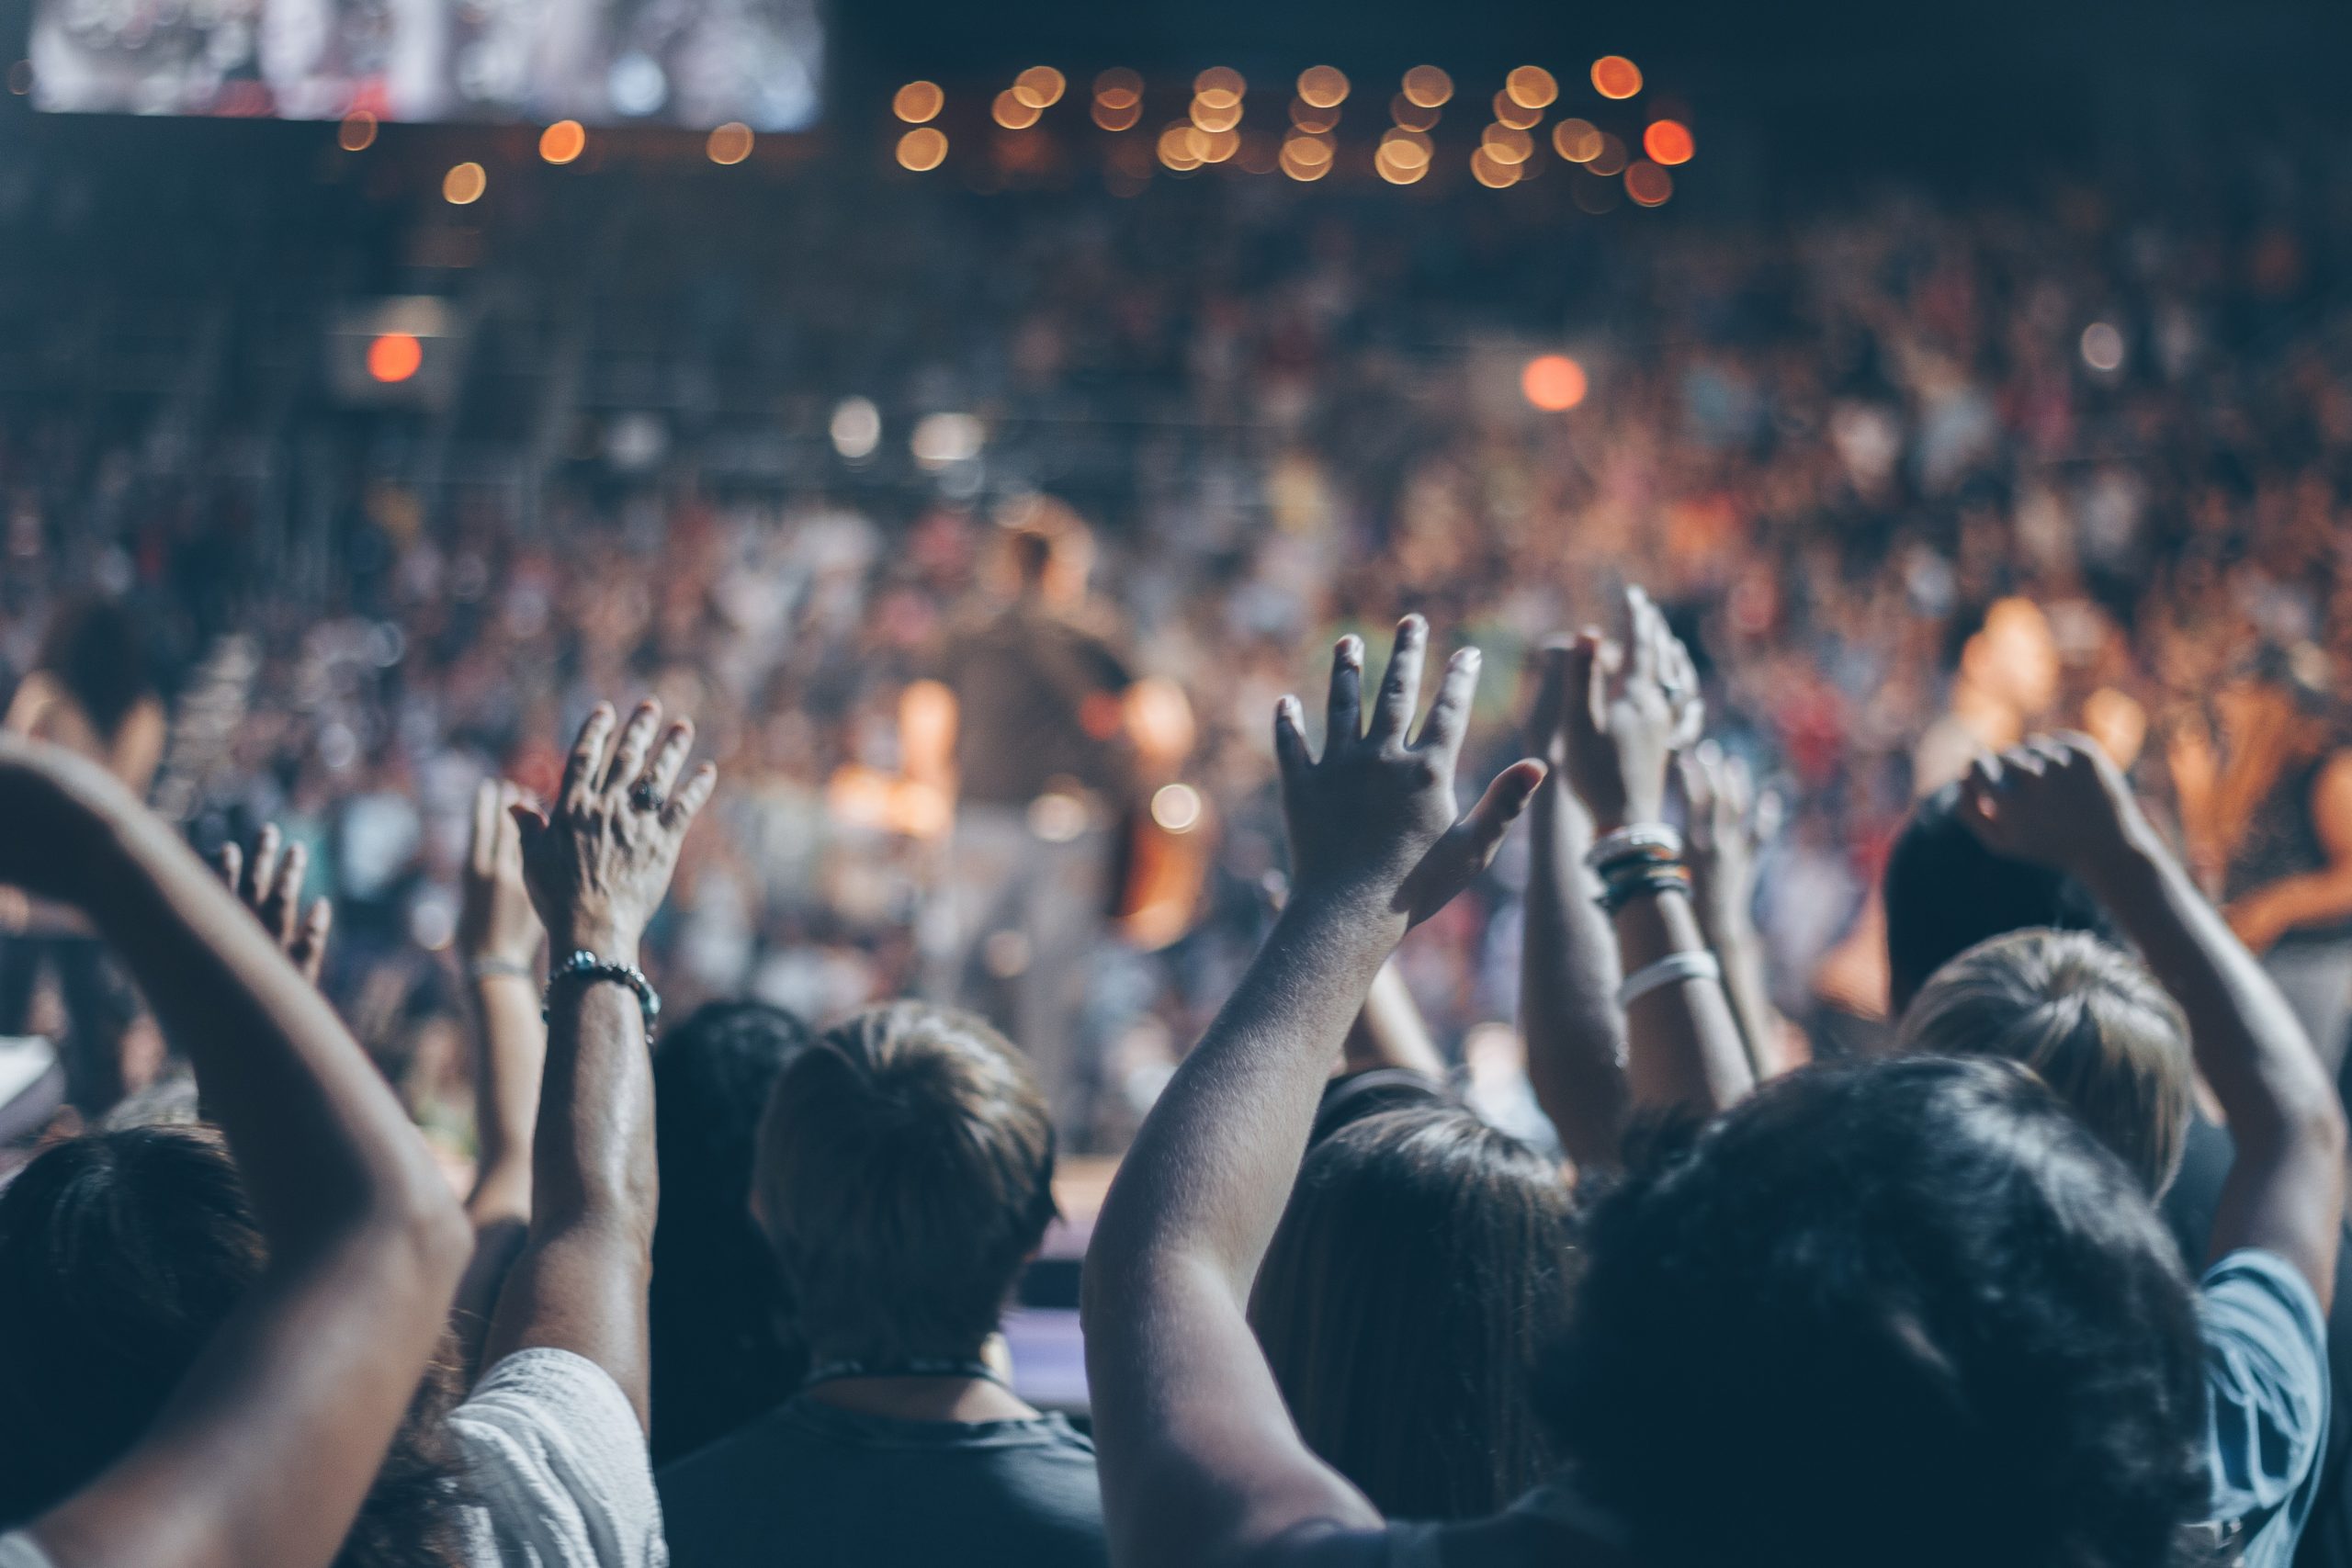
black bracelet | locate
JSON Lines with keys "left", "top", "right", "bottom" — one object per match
{"left": 1596, "top": 863, "right": 1692, "bottom": 916}
{"left": 542, "top": 950, "right": 661, "bottom": 1033}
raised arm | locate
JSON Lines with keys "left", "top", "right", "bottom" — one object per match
{"left": 1961, "top": 734, "right": 2346, "bottom": 1303}
{"left": 480, "top": 701, "right": 714, "bottom": 1429}
{"left": 449, "top": 777, "right": 549, "bottom": 1371}
{"left": 1083, "top": 619, "right": 1545, "bottom": 1568}
{"left": 215, "top": 823, "right": 334, "bottom": 987}
{"left": 1557, "top": 592, "right": 1753, "bottom": 1122}
{"left": 0, "top": 737, "right": 469, "bottom": 1568}
{"left": 1681, "top": 742, "right": 1796, "bottom": 1081}
{"left": 1519, "top": 640, "right": 1632, "bottom": 1168}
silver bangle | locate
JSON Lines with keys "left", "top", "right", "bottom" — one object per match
{"left": 1616, "top": 949, "right": 1723, "bottom": 1010}
{"left": 542, "top": 950, "right": 661, "bottom": 1033}
{"left": 1586, "top": 823, "right": 1685, "bottom": 874}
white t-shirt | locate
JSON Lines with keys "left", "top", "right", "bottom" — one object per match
{"left": 0, "top": 1349, "right": 665, "bottom": 1568}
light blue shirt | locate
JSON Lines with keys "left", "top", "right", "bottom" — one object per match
{"left": 2202, "top": 1248, "right": 2332, "bottom": 1568}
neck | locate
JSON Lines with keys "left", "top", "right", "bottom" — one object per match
{"left": 804, "top": 1374, "right": 1039, "bottom": 1423}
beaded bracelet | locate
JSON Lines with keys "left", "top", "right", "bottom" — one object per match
{"left": 1596, "top": 862, "right": 1691, "bottom": 915}
{"left": 542, "top": 950, "right": 662, "bottom": 1033}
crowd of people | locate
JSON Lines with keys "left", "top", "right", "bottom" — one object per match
{"left": 3, "top": 118, "right": 2352, "bottom": 1568}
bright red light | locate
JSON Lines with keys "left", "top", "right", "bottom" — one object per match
{"left": 368, "top": 333, "right": 423, "bottom": 384}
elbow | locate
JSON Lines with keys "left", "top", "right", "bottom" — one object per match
{"left": 370, "top": 1161, "right": 475, "bottom": 1291}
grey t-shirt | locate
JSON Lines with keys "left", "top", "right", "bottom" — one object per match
{"left": 658, "top": 1394, "right": 1106, "bottom": 1568}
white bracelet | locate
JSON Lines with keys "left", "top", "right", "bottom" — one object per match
{"left": 1586, "top": 823, "right": 1685, "bottom": 874}
{"left": 1616, "top": 949, "right": 1724, "bottom": 1010}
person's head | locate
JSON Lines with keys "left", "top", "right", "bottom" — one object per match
{"left": 0, "top": 1128, "right": 462, "bottom": 1566}
{"left": 37, "top": 597, "right": 153, "bottom": 741}
{"left": 650, "top": 1000, "right": 815, "bottom": 1463}
{"left": 1883, "top": 779, "right": 2107, "bottom": 1014}
{"left": 752, "top": 1002, "right": 1057, "bottom": 1366}
{"left": 1898, "top": 929, "right": 2192, "bottom": 1195}
{"left": 1543, "top": 1056, "right": 2209, "bottom": 1568}
{"left": 1250, "top": 1105, "right": 1577, "bottom": 1521}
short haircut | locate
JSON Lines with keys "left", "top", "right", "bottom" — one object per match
{"left": 1883, "top": 781, "right": 2109, "bottom": 1016}
{"left": 1899, "top": 929, "right": 2193, "bottom": 1196}
{"left": 1250, "top": 1105, "right": 1577, "bottom": 1520}
{"left": 650, "top": 1000, "right": 815, "bottom": 1465}
{"left": 752, "top": 1002, "right": 1057, "bottom": 1364}
{"left": 1543, "top": 1056, "right": 2209, "bottom": 1568}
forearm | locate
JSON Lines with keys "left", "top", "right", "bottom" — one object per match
{"left": 1340, "top": 960, "right": 1445, "bottom": 1078}
{"left": 1519, "top": 778, "right": 1631, "bottom": 1166}
{"left": 1612, "top": 886, "right": 1755, "bottom": 1119}
{"left": 1705, "top": 916, "right": 1785, "bottom": 1083}
{"left": 2234, "top": 868, "right": 2352, "bottom": 939}
{"left": 1092, "top": 891, "right": 1399, "bottom": 1299}
{"left": 465, "top": 973, "right": 545, "bottom": 1223}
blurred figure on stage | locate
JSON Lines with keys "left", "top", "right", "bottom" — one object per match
{"left": 911, "top": 500, "right": 1189, "bottom": 1145}
{"left": 0, "top": 597, "right": 164, "bottom": 1115}
{"left": 2176, "top": 644, "right": 2352, "bottom": 1074}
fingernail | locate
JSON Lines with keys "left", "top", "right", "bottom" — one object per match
{"left": 1340, "top": 636, "right": 1363, "bottom": 666}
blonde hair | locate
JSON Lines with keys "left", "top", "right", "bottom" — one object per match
{"left": 1897, "top": 929, "right": 2192, "bottom": 1196}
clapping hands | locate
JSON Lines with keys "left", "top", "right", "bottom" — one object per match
{"left": 1275, "top": 616, "right": 1545, "bottom": 928}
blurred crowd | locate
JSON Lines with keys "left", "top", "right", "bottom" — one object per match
{"left": 6, "top": 141, "right": 2352, "bottom": 1153}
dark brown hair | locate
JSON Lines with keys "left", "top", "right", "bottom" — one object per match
{"left": 752, "top": 1002, "right": 1057, "bottom": 1364}
{"left": 1249, "top": 1105, "right": 1577, "bottom": 1520}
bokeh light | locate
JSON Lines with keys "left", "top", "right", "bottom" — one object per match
{"left": 707, "top": 122, "right": 753, "bottom": 164}
{"left": 994, "top": 90, "right": 1043, "bottom": 130}
{"left": 1195, "top": 66, "right": 1246, "bottom": 99}
{"left": 1481, "top": 124, "right": 1534, "bottom": 164}
{"left": 1374, "top": 140, "right": 1430, "bottom": 186}
{"left": 1470, "top": 146, "right": 1522, "bottom": 188}
{"left": 1624, "top": 159, "right": 1673, "bottom": 206}
{"left": 1644, "top": 119, "right": 1694, "bottom": 165}
{"left": 1159, "top": 123, "right": 1205, "bottom": 170}
{"left": 2081, "top": 321, "right": 2126, "bottom": 372}
{"left": 1093, "top": 97, "right": 1143, "bottom": 131}
{"left": 1094, "top": 68, "right": 1142, "bottom": 104}
{"left": 1297, "top": 65, "right": 1350, "bottom": 108}
{"left": 337, "top": 110, "right": 378, "bottom": 152}
{"left": 1492, "top": 91, "right": 1544, "bottom": 130}
{"left": 830, "top": 397, "right": 881, "bottom": 459}
{"left": 1588, "top": 133, "right": 1629, "bottom": 176}
{"left": 1279, "top": 132, "right": 1334, "bottom": 180}
{"left": 1150, "top": 783, "right": 1205, "bottom": 833}
{"left": 1505, "top": 65, "right": 1559, "bottom": 109}
{"left": 1190, "top": 95, "right": 1242, "bottom": 132}
{"left": 1521, "top": 354, "right": 1588, "bottom": 411}
{"left": 893, "top": 81, "right": 944, "bottom": 123}
{"left": 1553, "top": 118, "right": 1603, "bottom": 162}
{"left": 1391, "top": 95, "right": 1442, "bottom": 131}
{"left": 1291, "top": 99, "right": 1341, "bottom": 132}
{"left": 1402, "top": 65, "right": 1453, "bottom": 107}
{"left": 897, "top": 127, "right": 948, "bottom": 171}
{"left": 539, "top": 119, "right": 586, "bottom": 164}
{"left": 367, "top": 333, "right": 424, "bottom": 384}
{"left": 1591, "top": 55, "right": 1644, "bottom": 99}
{"left": 442, "top": 162, "right": 487, "bottom": 204}
{"left": 1013, "top": 66, "right": 1067, "bottom": 108}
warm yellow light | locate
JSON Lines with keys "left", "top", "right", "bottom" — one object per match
{"left": 1150, "top": 783, "right": 1205, "bottom": 833}
{"left": 1591, "top": 55, "right": 1643, "bottom": 99}
{"left": 1158, "top": 123, "right": 1204, "bottom": 170}
{"left": 1290, "top": 98, "right": 1341, "bottom": 132}
{"left": 1278, "top": 141, "right": 1332, "bottom": 181}
{"left": 1625, "top": 159, "right": 1672, "bottom": 206}
{"left": 1190, "top": 95, "right": 1241, "bottom": 132}
{"left": 1194, "top": 66, "right": 1245, "bottom": 98}
{"left": 1553, "top": 117, "right": 1603, "bottom": 162}
{"left": 538, "top": 119, "right": 586, "bottom": 164}
{"left": 893, "top": 80, "right": 944, "bottom": 122}
{"left": 707, "top": 121, "right": 753, "bottom": 164}
{"left": 1470, "top": 146, "right": 1521, "bottom": 188}
{"left": 994, "top": 90, "right": 1043, "bottom": 130}
{"left": 1588, "top": 133, "right": 1628, "bottom": 176}
{"left": 1482, "top": 123, "right": 1533, "bottom": 164}
{"left": 1374, "top": 141, "right": 1429, "bottom": 185}
{"left": 1391, "top": 94, "right": 1441, "bottom": 131}
{"left": 1197, "top": 126, "right": 1240, "bottom": 163}
{"left": 1378, "top": 127, "right": 1432, "bottom": 168}
{"left": 1296, "top": 65, "right": 1349, "bottom": 107}
{"left": 338, "top": 109, "right": 378, "bottom": 152}
{"left": 1521, "top": 355, "right": 1588, "bottom": 411}
{"left": 1644, "top": 119, "right": 1694, "bottom": 165}
{"left": 1402, "top": 65, "right": 1453, "bottom": 107}
{"left": 368, "top": 333, "right": 424, "bottom": 384}
{"left": 1505, "top": 65, "right": 1558, "bottom": 108}
{"left": 1093, "top": 98, "right": 1142, "bottom": 130}
{"left": 897, "top": 127, "right": 948, "bottom": 170}
{"left": 1492, "top": 91, "right": 1543, "bottom": 130}
{"left": 443, "top": 161, "right": 487, "bottom": 204}
{"left": 1013, "top": 66, "right": 1067, "bottom": 108}
{"left": 1094, "top": 67, "right": 1144, "bottom": 104}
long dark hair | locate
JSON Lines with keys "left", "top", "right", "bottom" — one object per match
{"left": 1543, "top": 1056, "right": 2211, "bottom": 1568}
{"left": 0, "top": 1128, "right": 467, "bottom": 1568}
{"left": 36, "top": 598, "right": 155, "bottom": 742}
{"left": 1249, "top": 1104, "right": 1577, "bottom": 1520}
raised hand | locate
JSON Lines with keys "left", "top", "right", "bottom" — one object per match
{"left": 460, "top": 777, "right": 544, "bottom": 972}
{"left": 1274, "top": 616, "right": 1545, "bottom": 927}
{"left": 217, "top": 824, "right": 334, "bottom": 986}
{"left": 1957, "top": 732, "right": 2147, "bottom": 878}
{"left": 513, "top": 699, "right": 717, "bottom": 963}
{"left": 1561, "top": 586, "right": 1700, "bottom": 834}
{"left": 1680, "top": 739, "right": 1767, "bottom": 932}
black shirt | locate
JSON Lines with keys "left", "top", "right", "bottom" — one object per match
{"left": 657, "top": 1394, "right": 1108, "bottom": 1568}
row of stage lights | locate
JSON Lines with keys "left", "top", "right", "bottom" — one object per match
{"left": 325, "top": 58, "right": 1686, "bottom": 209}
{"left": 889, "top": 60, "right": 1691, "bottom": 202}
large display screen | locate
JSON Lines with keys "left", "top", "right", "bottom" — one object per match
{"left": 28, "top": 0, "right": 822, "bottom": 129}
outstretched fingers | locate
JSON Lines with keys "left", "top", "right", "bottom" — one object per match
{"left": 1415, "top": 648, "right": 1482, "bottom": 761}
{"left": 1366, "top": 615, "right": 1429, "bottom": 747}
{"left": 1326, "top": 636, "right": 1363, "bottom": 752}
{"left": 560, "top": 704, "right": 617, "bottom": 812}
{"left": 601, "top": 700, "right": 664, "bottom": 799}
{"left": 661, "top": 762, "right": 719, "bottom": 834}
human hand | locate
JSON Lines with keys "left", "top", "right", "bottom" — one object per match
{"left": 1559, "top": 587, "right": 1697, "bottom": 834}
{"left": 512, "top": 699, "right": 716, "bottom": 964}
{"left": 1679, "top": 740, "right": 1770, "bottom": 943}
{"left": 459, "top": 778, "right": 544, "bottom": 972}
{"left": 1956, "top": 732, "right": 2151, "bottom": 881}
{"left": 216, "top": 824, "right": 334, "bottom": 986}
{"left": 1276, "top": 616, "right": 1545, "bottom": 927}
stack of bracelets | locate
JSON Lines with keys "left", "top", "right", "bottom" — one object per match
{"left": 1585, "top": 824, "right": 1691, "bottom": 914}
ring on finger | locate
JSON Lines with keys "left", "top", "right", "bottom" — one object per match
{"left": 630, "top": 782, "right": 665, "bottom": 813}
